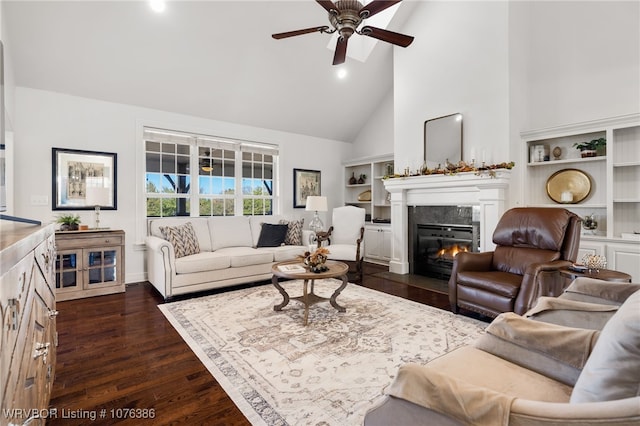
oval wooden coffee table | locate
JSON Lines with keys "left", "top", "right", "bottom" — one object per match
{"left": 271, "top": 259, "right": 349, "bottom": 326}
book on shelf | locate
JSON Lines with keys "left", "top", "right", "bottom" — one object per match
{"left": 277, "top": 263, "right": 306, "bottom": 273}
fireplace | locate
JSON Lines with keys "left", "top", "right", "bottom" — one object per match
{"left": 383, "top": 170, "right": 511, "bottom": 275}
{"left": 408, "top": 205, "right": 480, "bottom": 280}
{"left": 414, "top": 223, "right": 478, "bottom": 279}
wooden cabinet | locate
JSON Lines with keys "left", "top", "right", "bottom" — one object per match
{"left": 54, "top": 229, "right": 125, "bottom": 301}
{"left": 1, "top": 223, "right": 56, "bottom": 425}
{"left": 344, "top": 155, "right": 394, "bottom": 223}
{"left": 521, "top": 114, "right": 640, "bottom": 281}
{"left": 364, "top": 224, "right": 392, "bottom": 265}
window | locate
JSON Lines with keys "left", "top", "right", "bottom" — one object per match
{"left": 144, "top": 128, "right": 277, "bottom": 217}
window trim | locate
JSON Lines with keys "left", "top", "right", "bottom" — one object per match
{"left": 142, "top": 125, "right": 279, "bottom": 219}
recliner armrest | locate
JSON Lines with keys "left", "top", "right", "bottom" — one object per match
{"left": 563, "top": 277, "right": 640, "bottom": 304}
{"left": 475, "top": 312, "right": 599, "bottom": 386}
{"left": 453, "top": 251, "right": 494, "bottom": 272}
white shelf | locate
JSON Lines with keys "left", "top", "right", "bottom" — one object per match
{"left": 528, "top": 203, "right": 607, "bottom": 209}
{"left": 613, "top": 162, "right": 640, "bottom": 167}
{"left": 527, "top": 156, "right": 606, "bottom": 167}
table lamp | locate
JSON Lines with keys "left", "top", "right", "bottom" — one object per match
{"left": 305, "top": 196, "right": 327, "bottom": 234}
{"left": 85, "top": 186, "right": 110, "bottom": 229}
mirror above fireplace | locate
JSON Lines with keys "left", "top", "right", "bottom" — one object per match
{"left": 424, "top": 113, "right": 463, "bottom": 169}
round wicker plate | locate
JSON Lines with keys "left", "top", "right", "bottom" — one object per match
{"left": 546, "top": 168, "right": 592, "bottom": 204}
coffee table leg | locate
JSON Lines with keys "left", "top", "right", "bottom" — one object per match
{"left": 272, "top": 275, "right": 289, "bottom": 311}
{"left": 303, "top": 279, "right": 310, "bottom": 326}
{"left": 330, "top": 275, "right": 348, "bottom": 313}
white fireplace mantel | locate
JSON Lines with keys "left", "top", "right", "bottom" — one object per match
{"left": 383, "top": 170, "right": 512, "bottom": 274}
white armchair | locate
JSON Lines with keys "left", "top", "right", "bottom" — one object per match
{"left": 316, "top": 205, "right": 365, "bottom": 283}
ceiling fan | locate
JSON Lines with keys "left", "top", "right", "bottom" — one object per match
{"left": 272, "top": 0, "right": 414, "bottom": 65}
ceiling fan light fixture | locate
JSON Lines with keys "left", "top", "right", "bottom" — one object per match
{"left": 271, "top": 0, "right": 414, "bottom": 65}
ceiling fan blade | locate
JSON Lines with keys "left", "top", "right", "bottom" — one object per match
{"left": 359, "top": 0, "right": 402, "bottom": 19}
{"left": 272, "top": 26, "right": 330, "bottom": 39}
{"left": 360, "top": 26, "right": 414, "bottom": 47}
{"left": 316, "top": 0, "right": 339, "bottom": 14}
{"left": 332, "top": 36, "right": 348, "bottom": 65}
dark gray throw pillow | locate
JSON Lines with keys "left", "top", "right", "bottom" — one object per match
{"left": 257, "top": 223, "right": 289, "bottom": 247}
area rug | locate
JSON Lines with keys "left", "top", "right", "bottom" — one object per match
{"left": 159, "top": 279, "right": 487, "bottom": 425}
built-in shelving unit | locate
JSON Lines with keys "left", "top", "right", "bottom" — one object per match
{"left": 521, "top": 114, "right": 640, "bottom": 280}
{"left": 344, "top": 155, "right": 394, "bottom": 265}
{"left": 343, "top": 154, "right": 394, "bottom": 222}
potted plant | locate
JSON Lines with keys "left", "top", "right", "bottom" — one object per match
{"left": 573, "top": 138, "right": 606, "bottom": 158}
{"left": 55, "top": 214, "right": 81, "bottom": 231}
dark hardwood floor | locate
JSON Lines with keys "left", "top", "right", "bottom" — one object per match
{"left": 47, "top": 263, "right": 458, "bottom": 425}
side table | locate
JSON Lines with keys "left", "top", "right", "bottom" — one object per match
{"left": 559, "top": 267, "right": 632, "bottom": 283}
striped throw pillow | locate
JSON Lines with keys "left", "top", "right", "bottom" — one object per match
{"left": 280, "top": 218, "right": 304, "bottom": 246}
{"left": 159, "top": 222, "right": 200, "bottom": 258}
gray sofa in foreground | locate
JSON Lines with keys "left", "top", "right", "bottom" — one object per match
{"left": 365, "top": 277, "right": 640, "bottom": 425}
{"left": 146, "top": 215, "right": 312, "bottom": 299}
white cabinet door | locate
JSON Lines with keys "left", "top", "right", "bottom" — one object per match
{"left": 606, "top": 242, "right": 640, "bottom": 282}
{"left": 364, "top": 226, "right": 391, "bottom": 264}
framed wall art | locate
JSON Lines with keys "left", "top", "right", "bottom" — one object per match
{"left": 293, "top": 168, "right": 320, "bottom": 208}
{"left": 52, "top": 148, "right": 117, "bottom": 210}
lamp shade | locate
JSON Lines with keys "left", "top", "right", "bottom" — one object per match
{"left": 305, "top": 196, "right": 327, "bottom": 212}
{"left": 85, "top": 186, "right": 110, "bottom": 207}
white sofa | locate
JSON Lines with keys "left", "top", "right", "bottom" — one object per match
{"left": 146, "top": 215, "right": 312, "bottom": 299}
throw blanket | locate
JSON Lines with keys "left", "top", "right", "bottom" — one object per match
{"left": 487, "top": 312, "right": 599, "bottom": 369}
{"left": 525, "top": 296, "right": 618, "bottom": 318}
{"left": 386, "top": 363, "right": 515, "bottom": 426}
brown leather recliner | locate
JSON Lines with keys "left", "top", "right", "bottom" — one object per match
{"left": 449, "top": 207, "right": 581, "bottom": 317}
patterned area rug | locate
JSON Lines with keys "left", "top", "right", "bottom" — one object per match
{"left": 159, "top": 279, "right": 487, "bottom": 425}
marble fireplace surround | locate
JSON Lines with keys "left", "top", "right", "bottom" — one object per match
{"left": 383, "top": 170, "right": 512, "bottom": 274}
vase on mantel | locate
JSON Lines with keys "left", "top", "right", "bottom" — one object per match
{"left": 349, "top": 172, "right": 357, "bottom": 185}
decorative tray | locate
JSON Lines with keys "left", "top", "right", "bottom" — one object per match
{"left": 546, "top": 168, "right": 592, "bottom": 204}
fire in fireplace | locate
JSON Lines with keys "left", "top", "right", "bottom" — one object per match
{"left": 414, "top": 223, "right": 478, "bottom": 280}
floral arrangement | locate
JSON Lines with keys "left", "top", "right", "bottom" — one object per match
{"left": 298, "top": 247, "right": 331, "bottom": 272}
{"left": 383, "top": 160, "right": 515, "bottom": 179}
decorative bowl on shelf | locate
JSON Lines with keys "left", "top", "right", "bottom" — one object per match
{"left": 357, "top": 190, "right": 371, "bottom": 201}
{"left": 545, "top": 168, "right": 592, "bottom": 204}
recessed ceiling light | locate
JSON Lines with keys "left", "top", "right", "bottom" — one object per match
{"left": 150, "top": 0, "right": 166, "bottom": 13}
{"left": 337, "top": 68, "right": 348, "bottom": 79}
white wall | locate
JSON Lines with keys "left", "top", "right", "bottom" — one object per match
{"left": 14, "top": 87, "right": 349, "bottom": 283}
{"left": 509, "top": 1, "right": 640, "bottom": 206}
{"left": 350, "top": 89, "right": 395, "bottom": 160}
{"left": 1, "top": 1, "right": 17, "bottom": 214}
{"left": 394, "top": 1, "right": 510, "bottom": 174}
{"left": 519, "top": 1, "right": 640, "bottom": 131}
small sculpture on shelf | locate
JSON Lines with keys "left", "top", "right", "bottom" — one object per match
{"left": 582, "top": 213, "right": 598, "bottom": 234}
{"left": 358, "top": 174, "right": 366, "bottom": 184}
{"left": 349, "top": 172, "right": 357, "bottom": 185}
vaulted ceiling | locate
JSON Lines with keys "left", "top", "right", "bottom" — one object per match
{"left": 4, "top": 1, "right": 414, "bottom": 142}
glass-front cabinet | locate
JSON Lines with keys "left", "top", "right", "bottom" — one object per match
{"left": 54, "top": 230, "right": 125, "bottom": 300}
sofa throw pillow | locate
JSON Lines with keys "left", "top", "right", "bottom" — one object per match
{"left": 280, "top": 218, "right": 304, "bottom": 245}
{"left": 257, "top": 223, "right": 289, "bottom": 248}
{"left": 159, "top": 222, "right": 201, "bottom": 259}
{"left": 570, "top": 289, "right": 640, "bottom": 403}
